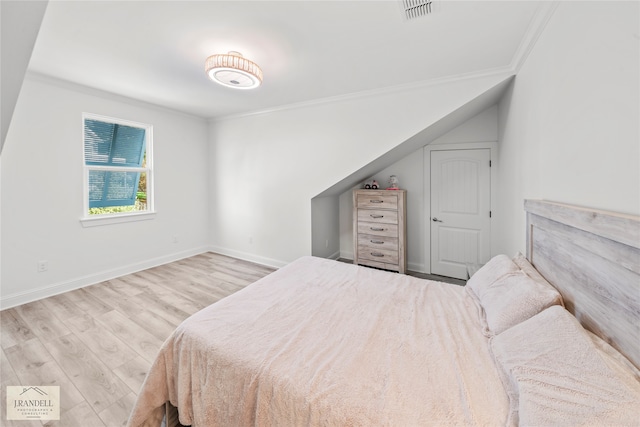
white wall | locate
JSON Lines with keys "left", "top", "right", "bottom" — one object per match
{"left": 208, "top": 73, "right": 511, "bottom": 267}
{"left": 496, "top": 1, "right": 639, "bottom": 256}
{"left": 311, "top": 196, "right": 340, "bottom": 259}
{"left": 339, "top": 106, "right": 498, "bottom": 273}
{"left": 1, "top": 74, "right": 210, "bottom": 308}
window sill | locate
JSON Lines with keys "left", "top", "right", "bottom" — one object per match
{"left": 80, "top": 211, "right": 156, "bottom": 228}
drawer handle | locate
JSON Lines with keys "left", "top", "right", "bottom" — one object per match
{"left": 370, "top": 200, "right": 383, "bottom": 203}
{"left": 370, "top": 240, "right": 384, "bottom": 244}
{"left": 370, "top": 227, "right": 385, "bottom": 231}
{"left": 371, "top": 252, "right": 385, "bottom": 257}
{"left": 370, "top": 214, "right": 384, "bottom": 218}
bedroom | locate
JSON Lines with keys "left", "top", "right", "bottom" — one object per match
{"left": 1, "top": 0, "right": 638, "bottom": 426}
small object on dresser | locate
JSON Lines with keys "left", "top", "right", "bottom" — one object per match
{"left": 387, "top": 175, "right": 399, "bottom": 190}
{"left": 363, "top": 179, "right": 379, "bottom": 189}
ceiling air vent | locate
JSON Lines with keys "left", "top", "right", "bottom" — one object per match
{"left": 402, "top": 0, "right": 434, "bottom": 20}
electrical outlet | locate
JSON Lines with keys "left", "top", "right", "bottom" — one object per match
{"left": 249, "top": 236, "right": 253, "bottom": 245}
{"left": 37, "top": 260, "right": 48, "bottom": 272}
{"left": 325, "top": 239, "right": 329, "bottom": 248}
{"left": 172, "top": 235, "right": 179, "bottom": 243}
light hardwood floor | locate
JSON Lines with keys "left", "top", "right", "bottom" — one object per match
{"left": 0, "top": 252, "right": 275, "bottom": 427}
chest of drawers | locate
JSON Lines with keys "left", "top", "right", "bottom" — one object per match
{"left": 353, "top": 189, "right": 406, "bottom": 274}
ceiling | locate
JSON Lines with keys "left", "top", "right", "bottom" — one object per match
{"left": 28, "top": 0, "right": 544, "bottom": 120}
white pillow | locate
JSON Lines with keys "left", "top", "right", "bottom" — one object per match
{"left": 480, "top": 271, "right": 563, "bottom": 335}
{"left": 466, "top": 254, "right": 519, "bottom": 300}
{"left": 491, "top": 306, "right": 640, "bottom": 426}
{"left": 512, "top": 252, "right": 564, "bottom": 307}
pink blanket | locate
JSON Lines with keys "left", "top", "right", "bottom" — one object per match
{"left": 127, "top": 256, "right": 508, "bottom": 426}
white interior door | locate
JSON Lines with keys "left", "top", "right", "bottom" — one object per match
{"left": 430, "top": 149, "right": 491, "bottom": 279}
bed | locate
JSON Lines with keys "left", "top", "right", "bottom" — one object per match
{"left": 127, "top": 200, "right": 640, "bottom": 427}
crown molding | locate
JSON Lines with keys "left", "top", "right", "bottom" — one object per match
{"left": 210, "top": 66, "right": 515, "bottom": 123}
{"left": 510, "top": 1, "right": 560, "bottom": 73}
{"left": 25, "top": 71, "right": 209, "bottom": 122}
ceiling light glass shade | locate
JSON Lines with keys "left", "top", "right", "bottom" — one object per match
{"left": 205, "top": 51, "right": 263, "bottom": 89}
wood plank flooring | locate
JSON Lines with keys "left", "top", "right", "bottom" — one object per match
{"left": 0, "top": 252, "right": 275, "bottom": 427}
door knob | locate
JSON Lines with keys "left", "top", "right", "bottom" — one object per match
{"left": 432, "top": 217, "right": 443, "bottom": 222}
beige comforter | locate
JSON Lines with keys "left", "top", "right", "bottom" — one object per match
{"left": 127, "top": 256, "right": 509, "bottom": 427}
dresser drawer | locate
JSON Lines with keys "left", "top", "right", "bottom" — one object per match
{"left": 357, "top": 258, "right": 400, "bottom": 272}
{"left": 358, "top": 234, "right": 398, "bottom": 252}
{"left": 357, "top": 245, "right": 399, "bottom": 265}
{"left": 357, "top": 221, "right": 398, "bottom": 238}
{"left": 356, "top": 194, "right": 398, "bottom": 210}
{"left": 357, "top": 209, "right": 398, "bottom": 224}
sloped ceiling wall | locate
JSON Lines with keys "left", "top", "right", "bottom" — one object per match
{"left": 314, "top": 76, "right": 513, "bottom": 198}
{"left": 209, "top": 71, "right": 515, "bottom": 267}
{"left": 310, "top": 78, "right": 511, "bottom": 263}
{"left": 0, "top": 0, "right": 48, "bottom": 152}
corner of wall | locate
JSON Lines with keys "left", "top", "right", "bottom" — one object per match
{"left": 510, "top": 1, "right": 560, "bottom": 73}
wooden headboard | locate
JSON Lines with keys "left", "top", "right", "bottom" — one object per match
{"left": 524, "top": 200, "right": 640, "bottom": 368}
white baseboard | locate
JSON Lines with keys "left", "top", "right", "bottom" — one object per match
{"left": 208, "top": 246, "right": 289, "bottom": 269}
{"left": 339, "top": 250, "right": 353, "bottom": 260}
{"left": 1, "top": 246, "right": 363, "bottom": 310}
{"left": 0, "top": 246, "right": 210, "bottom": 310}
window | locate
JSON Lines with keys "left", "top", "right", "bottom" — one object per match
{"left": 82, "top": 113, "right": 154, "bottom": 225}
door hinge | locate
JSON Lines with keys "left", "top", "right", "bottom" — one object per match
{"left": 489, "top": 160, "right": 492, "bottom": 167}
{"left": 489, "top": 211, "right": 492, "bottom": 218}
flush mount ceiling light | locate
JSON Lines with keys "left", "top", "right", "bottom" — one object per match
{"left": 205, "top": 51, "right": 263, "bottom": 89}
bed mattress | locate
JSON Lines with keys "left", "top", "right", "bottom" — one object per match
{"left": 127, "top": 256, "right": 509, "bottom": 426}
